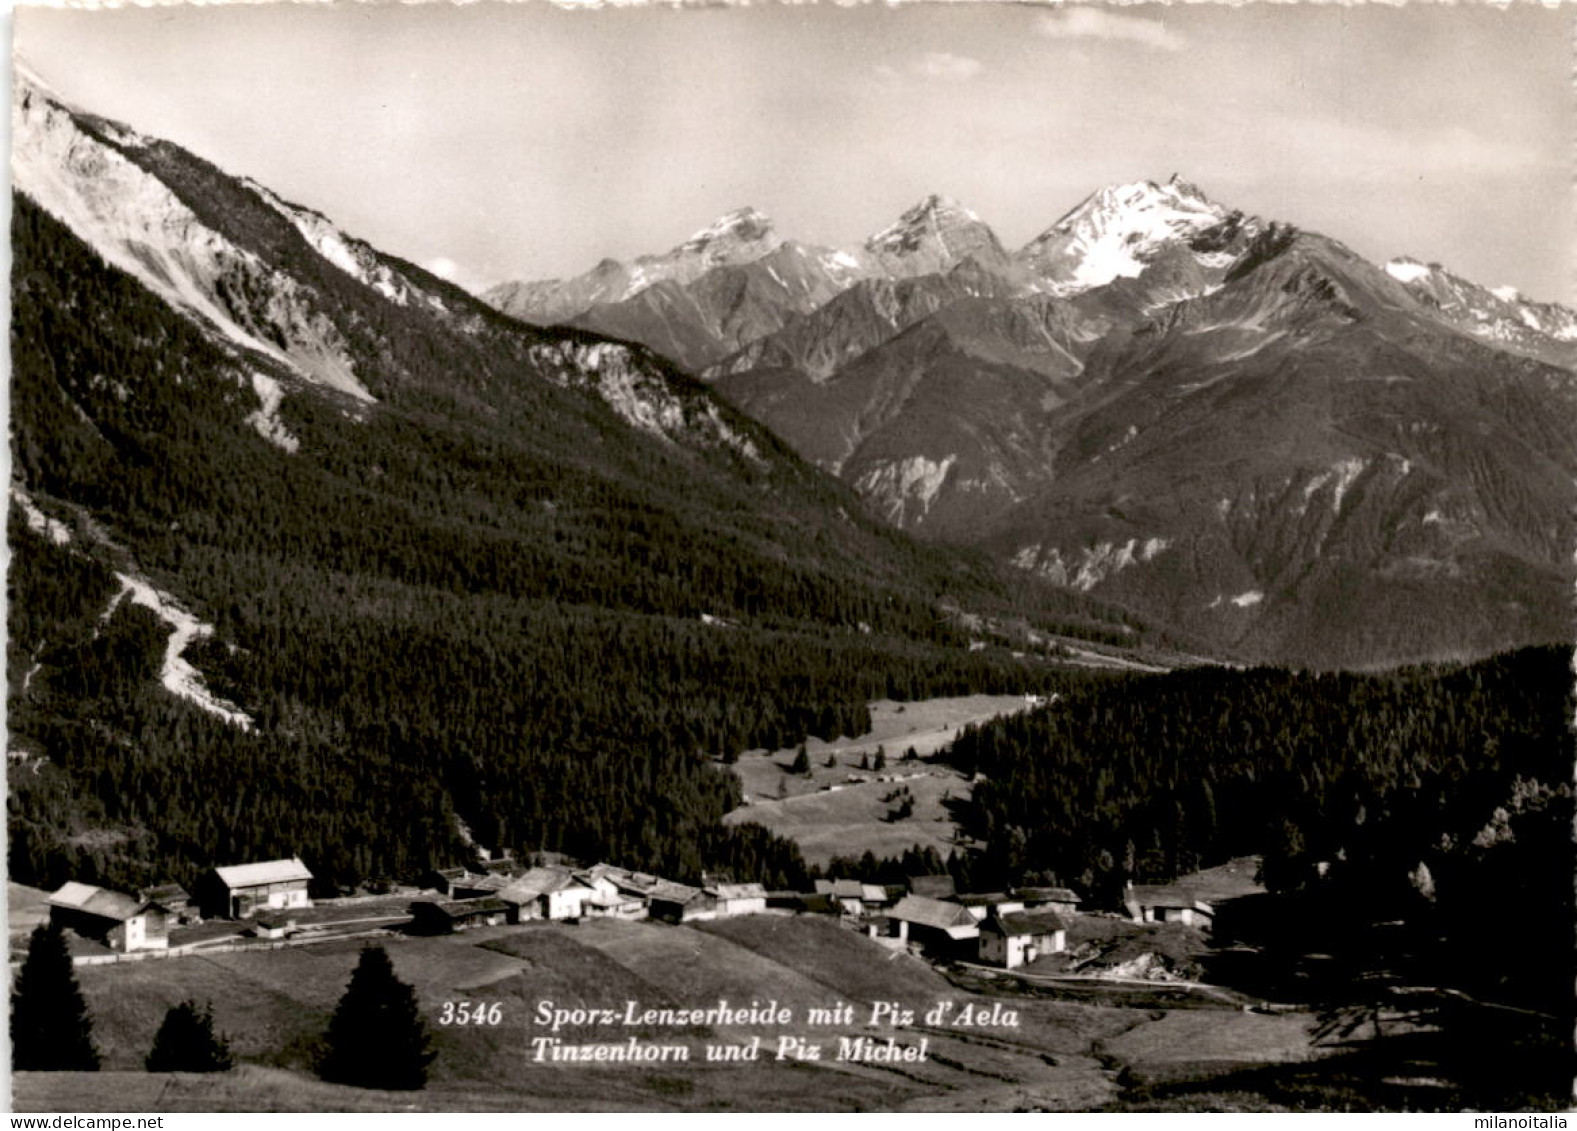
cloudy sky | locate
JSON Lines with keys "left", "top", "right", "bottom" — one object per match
{"left": 14, "top": 2, "right": 1575, "bottom": 302}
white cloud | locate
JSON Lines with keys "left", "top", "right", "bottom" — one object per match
{"left": 1035, "top": 9, "right": 1186, "bottom": 52}
{"left": 424, "top": 256, "right": 462, "bottom": 281}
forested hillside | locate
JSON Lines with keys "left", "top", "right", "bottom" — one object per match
{"left": 947, "top": 646, "right": 1572, "bottom": 1007}
{"left": 9, "top": 189, "right": 1140, "bottom": 898}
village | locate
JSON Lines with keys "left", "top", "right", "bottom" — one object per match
{"left": 30, "top": 847, "right": 1219, "bottom": 980}
{"left": 24, "top": 697, "right": 1233, "bottom": 983}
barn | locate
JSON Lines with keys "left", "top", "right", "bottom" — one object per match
{"left": 498, "top": 867, "right": 596, "bottom": 922}
{"left": 648, "top": 882, "right": 717, "bottom": 924}
{"left": 410, "top": 897, "right": 510, "bottom": 934}
{"left": 884, "top": 894, "right": 979, "bottom": 955}
{"left": 707, "top": 882, "right": 767, "bottom": 917}
{"left": 48, "top": 882, "right": 170, "bottom": 952}
{"left": 1124, "top": 884, "right": 1215, "bottom": 929}
{"left": 199, "top": 858, "right": 313, "bottom": 919}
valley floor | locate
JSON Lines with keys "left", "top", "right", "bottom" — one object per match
{"left": 722, "top": 694, "right": 1030, "bottom": 865}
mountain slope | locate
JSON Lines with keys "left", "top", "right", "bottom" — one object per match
{"left": 9, "top": 70, "right": 1168, "bottom": 898}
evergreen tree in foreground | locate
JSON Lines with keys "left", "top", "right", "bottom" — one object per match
{"left": 146, "top": 1000, "right": 233, "bottom": 1072}
{"left": 318, "top": 946, "right": 434, "bottom": 1090}
{"left": 11, "top": 922, "right": 99, "bottom": 1071}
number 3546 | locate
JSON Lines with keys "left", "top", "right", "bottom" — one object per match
{"left": 439, "top": 1001, "right": 504, "bottom": 1026}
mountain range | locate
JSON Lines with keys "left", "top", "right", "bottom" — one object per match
{"left": 486, "top": 178, "right": 1577, "bottom": 667}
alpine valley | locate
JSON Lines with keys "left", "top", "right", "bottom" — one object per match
{"left": 10, "top": 58, "right": 1577, "bottom": 1115}
{"left": 8, "top": 65, "right": 1174, "bottom": 895}
{"left": 489, "top": 180, "right": 1577, "bottom": 668}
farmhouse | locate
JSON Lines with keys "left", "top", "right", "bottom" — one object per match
{"left": 48, "top": 882, "right": 170, "bottom": 952}
{"left": 884, "top": 894, "right": 979, "bottom": 954}
{"left": 707, "top": 882, "right": 767, "bottom": 917}
{"left": 411, "top": 897, "right": 510, "bottom": 934}
{"left": 813, "top": 879, "right": 890, "bottom": 916}
{"left": 648, "top": 881, "right": 717, "bottom": 924}
{"left": 498, "top": 867, "right": 596, "bottom": 921}
{"left": 198, "top": 858, "right": 313, "bottom": 919}
{"left": 978, "top": 910, "right": 1067, "bottom": 969}
{"left": 1124, "top": 883, "right": 1215, "bottom": 929}
{"left": 575, "top": 871, "right": 646, "bottom": 919}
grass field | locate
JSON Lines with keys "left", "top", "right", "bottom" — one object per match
{"left": 12, "top": 911, "right": 1345, "bottom": 1113}
{"left": 724, "top": 695, "right": 1031, "bottom": 864}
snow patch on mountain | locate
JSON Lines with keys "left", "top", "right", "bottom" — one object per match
{"left": 106, "top": 573, "right": 253, "bottom": 729}
{"left": 1021, "top": 178, "right": 1229, "bottom": 296}
{"left": 1385, "top": 259, "right": 1433, "bottom": 284}
{"left": 1230, "top": 590, "right": 1264, "bottom": 608}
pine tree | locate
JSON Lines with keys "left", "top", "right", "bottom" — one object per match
{"left": 12, "top": 922, "right": 99, "bottom": 1071}
{"left": 146, "top": 1000, "right": 233, "bottom": 1072}
{"left": 790, "top": 745, "right": 811, "bottom": 775}
{"left": 318, "top": 946, "right": 434, "bottom": 1090}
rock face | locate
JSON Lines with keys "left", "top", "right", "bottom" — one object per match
{"left": 485, "top": 179, "right": 1577, "bottom": 667}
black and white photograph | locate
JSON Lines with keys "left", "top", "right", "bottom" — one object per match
{"left": 6, "top": 0, "right": 1574, "bottom": 1114}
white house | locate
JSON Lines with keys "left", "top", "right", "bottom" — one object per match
{"left": 707, "top": 882, "right": 768, "bottom": 917}
{"left": 499, "top": 867, "right": 596, "bottom": 921}
{"left": 978, "top": 910, "right": 1066, "bottom": 969}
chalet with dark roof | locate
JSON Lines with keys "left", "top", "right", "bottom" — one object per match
{"left": 410, "top": 897, "right": 510, "bottom": 934}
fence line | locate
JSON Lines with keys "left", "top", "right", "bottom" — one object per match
{"left": 72, "top": 926, "right": 395, "bottom": 966}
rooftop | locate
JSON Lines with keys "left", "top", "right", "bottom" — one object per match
{"left": 983, "top": 910, "right": 1068, "bottom": 937}
{"left": 888, "top": 894, "right": 976, "bottom": 932}
{"left": 214, "top": 858, "right": 313, "bottom": 888}
{"left": 48, "top": 882, "right": 146, "bottom": 922}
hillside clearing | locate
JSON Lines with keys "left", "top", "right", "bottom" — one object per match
{"left": 724, "top": 694, "right": 1032, "bottom": 864}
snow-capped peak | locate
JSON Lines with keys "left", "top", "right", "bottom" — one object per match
{"left": 1018, "top": 177, "right": 1230, "bottom": 295}
{"left": 866, "top": 194, "right": 984, "bottom": 253}
{"left": 1490, "top": 284, "right": 1522, "bottom": 303}
{"left": 679, "top": 206, "right": 777, "bottom": 253}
